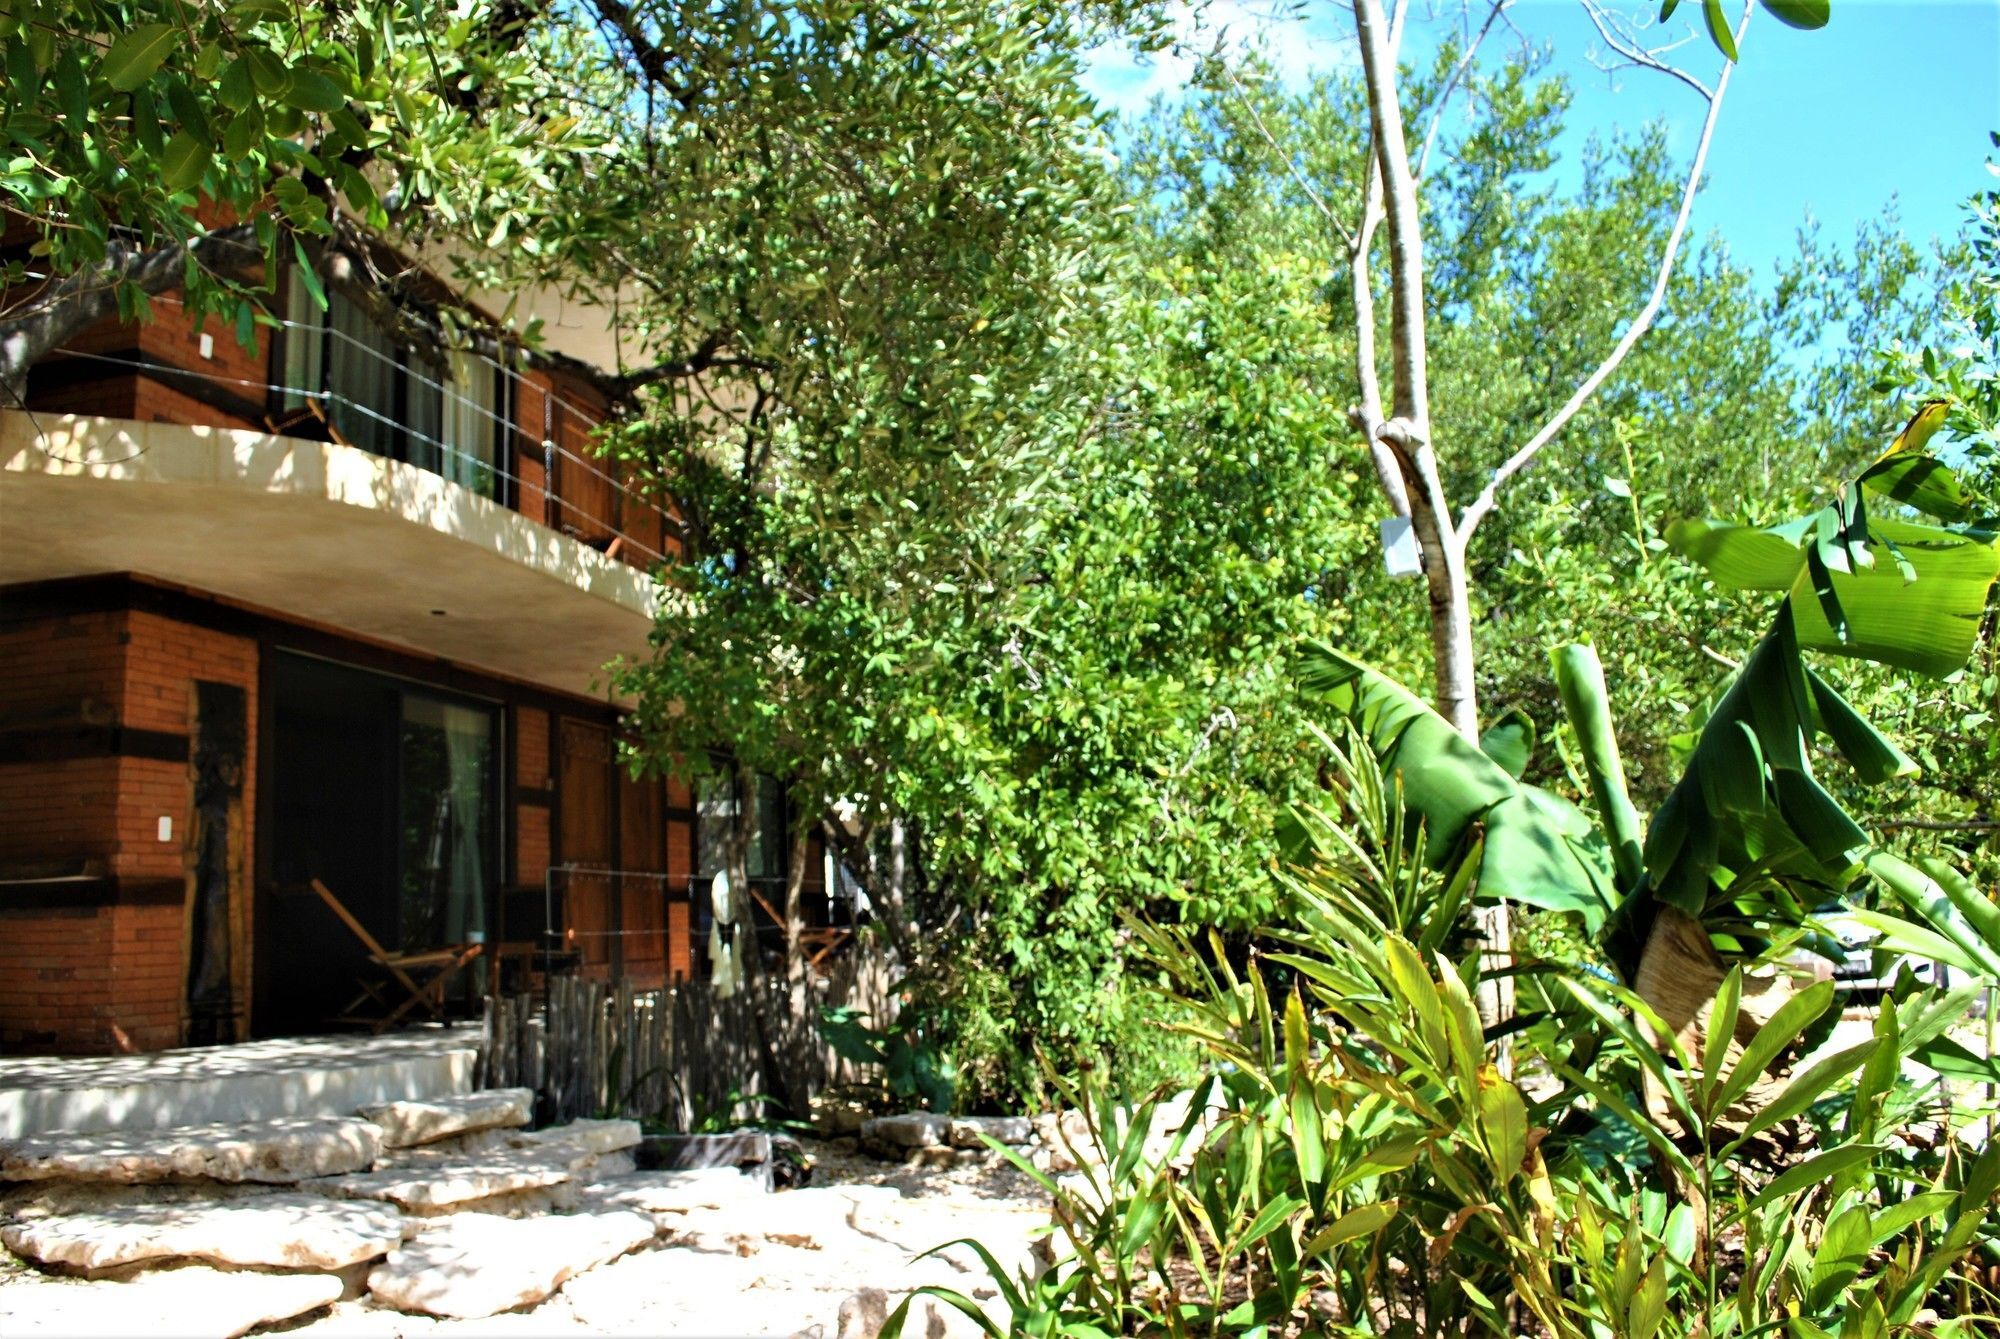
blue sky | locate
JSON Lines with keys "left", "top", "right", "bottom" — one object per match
{"left": 1081, "top": 1, "right": 2000, "bottom": 284}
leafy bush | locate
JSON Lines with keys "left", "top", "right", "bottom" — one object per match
{"left": 887, "top": 737, "right": 2000, "bottom": 1334}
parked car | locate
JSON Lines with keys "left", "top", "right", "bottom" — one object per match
{"left": 1805, "top": 913, "right": 1962, "bottom": 1006}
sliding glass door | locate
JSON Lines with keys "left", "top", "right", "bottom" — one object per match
{"left": 398, "top": 696, "right": 494, "bottom": 952}
{"left": 257, "top": 653, "right": 499, "bottom": 1036}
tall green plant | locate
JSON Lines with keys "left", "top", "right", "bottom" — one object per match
{"left": 884, "top": 726, "right": 2000, "bottom": 1335}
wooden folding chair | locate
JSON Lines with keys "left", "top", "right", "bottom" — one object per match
{"left": 310, "top": 878, "right": 483, "bottom": 1033}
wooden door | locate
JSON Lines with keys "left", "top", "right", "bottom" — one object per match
{"left": 557, "top": 719, "right": 613, "bottom": 973}
{"left": 618, "top": 770, "right": 666, "bottom": 985}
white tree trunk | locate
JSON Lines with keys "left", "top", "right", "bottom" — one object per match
{"left": 1352, "top": 0, "right": 1511, "bottom": 1036}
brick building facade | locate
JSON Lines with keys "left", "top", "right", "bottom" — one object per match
{"left": 0, "top": 261, "right": 823, "bottom": 1055}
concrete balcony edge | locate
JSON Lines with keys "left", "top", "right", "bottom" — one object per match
{"left": 0, "top": 412, "right": 663, "bottom": 702}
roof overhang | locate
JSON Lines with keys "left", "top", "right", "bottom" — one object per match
{"left": 0, "top": 413, "right": 661, "bottom": 704}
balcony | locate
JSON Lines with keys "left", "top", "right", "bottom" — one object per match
{"left": 0, "top": 410, "right": 662, "bottom": 701}
{"left": 5, "top": 289, "right": 682, "bottom": 700}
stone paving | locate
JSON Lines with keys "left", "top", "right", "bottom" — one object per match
{"left": 0, "top": 1094, "right": 1055, "bottom": 1338}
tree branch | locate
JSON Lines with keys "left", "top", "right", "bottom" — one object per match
{"left": 0, "top": 225, "right": 261, "bottom": 407}
{"left": 1578, "top": 0, "right": 1713, "bottom": 99}
{"left": 1414, "top": 0, "right": 1510, "bottom": 181}
{"left": 585, "top": 0, "right": 700, "bottom": 112}
{"left": 1217, "top": 59, "right": 1353, "bottom": 249}
{"left": 1352, "top": 0, "right": 1430, "bottom": 435}
{"left": 602, "top": 329, "right": 772, "bottom": 398}
{"left": 1348, "top": 156, "right": 1410, "bottom": 516}
{"left": 1455, "top": 1, "right": 1747, "bottom": 545}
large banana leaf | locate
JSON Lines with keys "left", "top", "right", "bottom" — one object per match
{"left": 1667, "top": 513, "right": 2000, "bottom": 675}
{"left": 1636, "top": 604, "right": 1910, "bottom": 923}
{"left": 1296, "top": 642, "right": 1615, "bottom": 929}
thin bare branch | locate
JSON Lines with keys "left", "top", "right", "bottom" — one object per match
{"left": 1414, "top": 0, "right": 1510, "bottom": 181}
{"left": 1217, "top": 60, "right": 1353, "bottom": 248}
{"left": 1578, "top": 0, "right": 1713, "bottom": 100}
{"left": 1455, "top": 0, "right": 1749, "bottom": 545}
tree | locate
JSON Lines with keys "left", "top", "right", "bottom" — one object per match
{"left": 1115, "top": 6, "right": 1845, "bottom": 1023}
{"left": 0, "top": 0, "right": 570, "bottom": 402}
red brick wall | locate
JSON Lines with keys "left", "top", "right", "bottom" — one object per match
{"left": 24, "top": 297, "right": 270, "bottom": 432}
{"left": 0, "top": 606, "right": 257, "bottom": 1053}
{"left": 516, "top": 805, "right": 551, "bottom": 891}
{"left": 0, "top": 907, "right": 114, "bottom": 1054}
{"left": 140, "top": 298, "right": 269, "bottom": 416}
{"left": 0, "top": 612, "right": 127, "bottom": 873}
{"left": 515, "top": 706, "right": 550, "bottom": 789}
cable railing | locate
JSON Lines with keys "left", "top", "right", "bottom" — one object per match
{"left": 45, "top": 301, "right": 685, "bottom": 571}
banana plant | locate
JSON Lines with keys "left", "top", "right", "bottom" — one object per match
{"left": 1298, "top": 436, "right": 2000, "bottom": 1038}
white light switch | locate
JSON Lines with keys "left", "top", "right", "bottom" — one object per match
{"left": 157, "top": 816, "right": 173, "bottom": 842}
{"left": 198, "top": 333, "right": 215, "bottom": 360}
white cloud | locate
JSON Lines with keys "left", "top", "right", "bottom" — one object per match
{"left": 1079, "top": 0, "right": 1361, "bottom": 119}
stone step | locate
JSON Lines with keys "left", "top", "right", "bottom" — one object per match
{"left": 358, "top": 1087, "right": 532, "bottom": 1148}
{"left": 504, "top": 1117, "right": 642, "bottom": 1157}
{"left": 0, "top": 1116, "right": 381, "bottom": 1184}
{"left": 304, "top": 1153, "right": 575, "bottom": 1211}
{"left": 0, "top": 1192, "right": 403, "bottom": 1271}
{"left": 0, "top": 1263, "right": 341, "bottom": 1338}
{"left": 366, "top": 1210, "right": 657, "bottom": 1318}
{"left": 0, "top": 1027, "right": 480, "bottom": 1140}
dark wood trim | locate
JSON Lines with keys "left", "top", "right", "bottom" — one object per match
{"left": 503, "top": 706, "right": 521, "bottom": 889}
{"left": 0, "top": 574, "right": 623, "bottom": 722}
{"left": 0, "top": 877, "right": 186, "bottom": 910}
{"left": 0, "top": 724, "right": 188, "bottom": 765}
{"left": 547, "top": 708, "right": 563, "bottom": 867}
{"left": 516, "top": 786, "right": 556, "bottom": 807}
{"left": 251, "top": 638, "right": 279, "bottom": 1039}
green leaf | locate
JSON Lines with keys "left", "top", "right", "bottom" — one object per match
{"left": 101, "top": 24, "right": 179, "bottom": 92}
{"left": 1299, "top": 644, "right": 1612, "bottom": 929}
{"left": 1864, "top": 854, "right": 2000, "bottom": 976}
{"left": 1788, "top": 518, "right": 2000, "bottom": 674}
{"left": 1669, "top": 503, "right": 2000, "bottom": 676}
{"left": 159, "top": 130, "right": 209, "bottom": 194}
{"left": 1761, "top": 0, "right": 1830, "bottom": 29}
{"left": 1806, "top": 669, "right": 1916, "bottom": 783}
{"left": 1477, "top": 707, "right": 1535, "bottom": 779}
{"left": 1701, "top": 965, "right": 1741, "bottom": 1099}
{"left": 1860, "top": 452, "right": 1979, "bottom": 523}
{"left": 1554, "top": 642, "right": 1645, "bottom": 890}
{"left": 1726, "top": 1038, "right": 1879, "bottom": 1151}
{"left": 1913, "top": 1035, "right": 2000, "bottom": 1085}
{"left": 218, "top": 57, "right": 255, "bottom": 112}
{"left": 1713, "top": 978, "right": 1834, "bottom": 1117}
{"left": 1703, "top": 0, "right": 1739, "bottom": 58}
{"left": 1728, "top": 1144, "right": 1882, "bottom": 1223}
{"left": 290, "top": 238, "right": 328, "bottom": 312}
{"left": 1233, "top": 1192, "right": 1305, "bottom": 1254}
{"left": 1118, "top": 1190, "right": 1168, "bottom": 1255}
{"left": 1842, "top": 906, "right": 1995, "bottom": 979}
{"left": 245, "top": 46, "right": 289, "bottom": 96}
{"left": 1808, "top": 1205, "right": 1872, "bottom": 1310}
{"left": 1301, "top": 1200, "right": 1398, "bottom": 1256}
{"left": 1869, "top": 1190, "right": 1956, "bottom": 1244}
{"left": 282, "top": 70, "right": 345, "bottom": 112}
{"left": 1476, "top": 1069, "right": 1527, "bottom": 1182}
{"left": 1628, "top": 1253, "right": 1668, "bottom": 1339}
{"left": 1329, "top": 1133, "right": 1425, "bottom": 1191}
